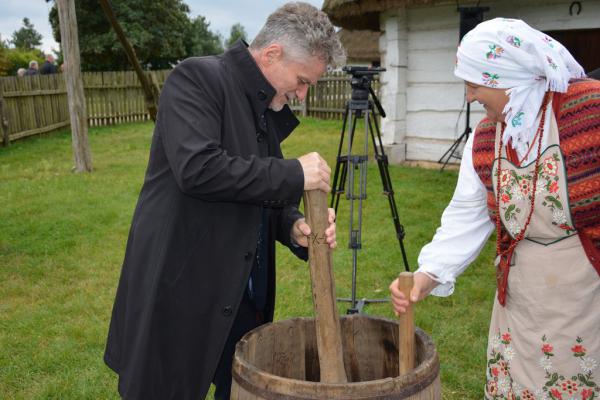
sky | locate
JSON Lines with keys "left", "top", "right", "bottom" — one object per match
{"left": 0, "top": 0, "right": 325, "bottom": 54}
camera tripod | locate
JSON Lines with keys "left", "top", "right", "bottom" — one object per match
{"left": 331, "top": 66, "right": 410, "bottom": 314}
{"left": 438, "top": 102, "right": 471, "bottom": 171}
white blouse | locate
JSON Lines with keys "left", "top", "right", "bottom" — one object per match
{"left": 417, "top": 109, "right": 552, "bottom": 296}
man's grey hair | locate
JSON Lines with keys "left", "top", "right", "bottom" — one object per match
{"left": 250, "top": 2, "right": 346, "bottom": 68}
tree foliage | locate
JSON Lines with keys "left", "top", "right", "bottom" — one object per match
{"left": 226, "top": 23, "right": 247, "bottom": 48}
{"left": 44, "top": 0, "right": 244, "bottom": 71}
{"left": 49, "top": 0, "right": 223, "bottom": 71}
{"left": 0, "top": 32, "right": 45, "bottom": 76}
{"left": 186, "top": 16, "right": 223, "bottom": 57}
{"left": 11, "top": 18, "right": 43, "bottom": 50}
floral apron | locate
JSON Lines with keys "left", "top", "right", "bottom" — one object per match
{"left": 485, "top": 109, "right": 600, "bottom": 400}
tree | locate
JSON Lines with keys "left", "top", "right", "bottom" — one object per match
{"left": 11, "top": 18, "right": 43, "bottom": 50}
{"left": 226, "top": 23, "right": 247, "bottom": 48}
{"left": 49, "top": 0, "right": 193, "bottom": 71}
{"left": 186, "top": 15, "right": 223, "bottom": 56}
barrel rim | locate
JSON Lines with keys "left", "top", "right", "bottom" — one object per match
{"left": 232, "top": 314, "right": 440, "bottom": 398}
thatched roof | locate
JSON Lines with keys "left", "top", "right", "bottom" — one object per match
{"left": 323, "top": 0, "right": 460, "bottom": 30}
{"left": 338, "top": 29, "right": 381, "bottom": 61}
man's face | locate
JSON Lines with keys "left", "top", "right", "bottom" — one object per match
{"left": 255, "top": 46, "right": 327, "bottom": 112}
{"left": 465, "top": 82, "right": 509, "bottom": 123}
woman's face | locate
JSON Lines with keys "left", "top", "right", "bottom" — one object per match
{"left": 465, "top": 82, "right": 509, "bottom": 123}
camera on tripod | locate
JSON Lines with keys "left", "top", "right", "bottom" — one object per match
{"left": 341, "top": 66, "right": 386, "bottom": 117}
{"left": 342, "top": 66, "right": 386, "bottom": 102}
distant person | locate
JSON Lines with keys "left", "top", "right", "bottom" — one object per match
{"left": 16, "top": 68, "right": 26, "bottom": 77}
{"left": 40, "top": 54, "right": 57, "bottom": 75}
{"left": 24, "top": 60, "right": 38, "bottom": 76}
{"left": 588, "top": 67, "right": 600, "bottom": 80}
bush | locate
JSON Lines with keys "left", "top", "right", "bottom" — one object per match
{"left": 0, "top": 48, "right": 45, "bottom": 76}
{"left": 0, "top": 47, "right": 10, "bottom": 76}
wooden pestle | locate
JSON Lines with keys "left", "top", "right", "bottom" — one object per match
{"left": 303, "top": 189, "right": 348, "bottom": 383}
{"left": 397, "top": 271, "right": 415, "bottom": 375}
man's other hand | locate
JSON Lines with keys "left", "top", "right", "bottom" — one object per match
{"left": 291, "top": 208, "right": 336, "bottom": 249}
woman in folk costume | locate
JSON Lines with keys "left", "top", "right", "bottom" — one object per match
{"left": 390, "top": 18, "right": 600, "bottom": 399}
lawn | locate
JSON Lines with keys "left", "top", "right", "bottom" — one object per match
{"left": 0, "top": 117, "right": 496, "bottom": 399}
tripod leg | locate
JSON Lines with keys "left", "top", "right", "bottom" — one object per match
{"left": 344, "top": 110, "right": 368, "bottom": 312}
{"left": 330, "top": 104, "right": 350, "bottom": 213}
{"left": 331, "top": 104, "right": 350, "bottom": 213}
{"left": 438, "top": 130, "right": 468, "bottom": 172}
{"left": 439, "top": 102, "right": 472, "bottom": 171}
{"left": 334, "top": 112, "right": 359, "bottom": 212}
{"left": 368, "top": 110, "right": 410, "bottom": 272}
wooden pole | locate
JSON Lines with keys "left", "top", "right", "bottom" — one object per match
{"left": 57, "top": 0, "right": 92, "bottom": 172}
{"left": 98, "top": 0, "right": 159, "bottom": 122}
{"left": 303, "top": 190, "right": 347, "bottom": 383}
{"left": 397, "top": 271, "right": 415, "bottom": 375}
{"left": 302, "top": 88, "right": 309, "bottom": 117}
{"left": 0, "top": 82, "right": 9, "bottom": 147}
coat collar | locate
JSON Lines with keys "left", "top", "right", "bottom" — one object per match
{"left": 223, "top": 40, "right": 299, "bottom": 141}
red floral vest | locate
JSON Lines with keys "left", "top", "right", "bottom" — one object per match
{"left": 471, "top": 79, "right": 600, "bottom": 280}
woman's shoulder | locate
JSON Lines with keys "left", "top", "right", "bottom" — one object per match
{"left": 555, "top": 78, "right": 600, "bottom": 117}
{"left": 563, "top": 78, "right": 600, "bottom": 100}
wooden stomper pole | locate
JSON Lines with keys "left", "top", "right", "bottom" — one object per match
{"left": 303, "top": 189, "right": 347, "bottom": 383}
{"left": 397, "top": 271, "right": 416, "bottom": 375}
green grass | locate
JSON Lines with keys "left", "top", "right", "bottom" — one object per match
{"left": 0, "top": 118, "right": 496, "bottom": 399}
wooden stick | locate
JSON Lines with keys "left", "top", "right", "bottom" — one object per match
{"left": 303, "top": 189, "right": 347, "bottom": 383}
{"left": 398, "top": 271, "right": 415, "bottom": 375}
{"left": 98, "top": 0, "right": 159, "bottom": 122}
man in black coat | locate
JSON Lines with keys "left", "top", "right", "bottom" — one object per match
{"left": 40, "top": 54, "right": 57, "bottom": 75}
{"left": 104, "top": 2, "right": 345, "bottom": 399}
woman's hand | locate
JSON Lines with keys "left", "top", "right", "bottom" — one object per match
{"left": 389, "top": 272, "right": 438, "bottom": 315}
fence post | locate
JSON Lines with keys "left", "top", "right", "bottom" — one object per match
{"left": 0, "top": 81, "right": 9, "bottom": 147}
{"left": 57, "top": 0, "right": 93, "bottom": 172}
{"left": 302, "top": 88, "right": 309, "bottom": 117}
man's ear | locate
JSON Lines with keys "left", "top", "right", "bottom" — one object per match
{"left": 261, "top": 43, "right": 284, "bottom": 65}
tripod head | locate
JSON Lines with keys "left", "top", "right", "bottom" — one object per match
{"left": 342, "top": 66, "right": 386, "bottom": 117}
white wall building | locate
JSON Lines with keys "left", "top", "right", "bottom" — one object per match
{"left": 324, "top": 0, "right": 600, "bottom": 164}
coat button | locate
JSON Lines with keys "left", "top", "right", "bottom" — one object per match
{"left": 257, "top": 90, "right": 267, "bottom": 101}
{"left": 244, "top": 252, "right": 252, "bottom": 261}
{"left": 256, "top": 132, "right": 264, "bottom": 142}
{"left": 222, "top": 306, "right": 233, "bottom": 317}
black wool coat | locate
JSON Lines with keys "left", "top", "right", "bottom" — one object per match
{"left": 104, "top": 41, "right": 307, "bottom": 399}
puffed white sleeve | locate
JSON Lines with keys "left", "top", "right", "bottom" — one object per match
{"left": 416, "top": 133, "right": 495, "bottom": 296}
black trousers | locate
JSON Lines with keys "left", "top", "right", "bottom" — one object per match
{"left": 212, "top": 291, "right": 264, "bottom": 400}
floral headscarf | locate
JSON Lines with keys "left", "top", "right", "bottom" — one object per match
{"left": 454, "top": 18, "right": 585, "bottom": 154}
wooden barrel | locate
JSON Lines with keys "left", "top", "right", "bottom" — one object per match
{"left": 231, "top": 314, "right": 440, "bottom": 399}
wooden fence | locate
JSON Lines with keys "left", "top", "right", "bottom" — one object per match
{"left": 0, "top": 69, "right": 378, "bottom": 145}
